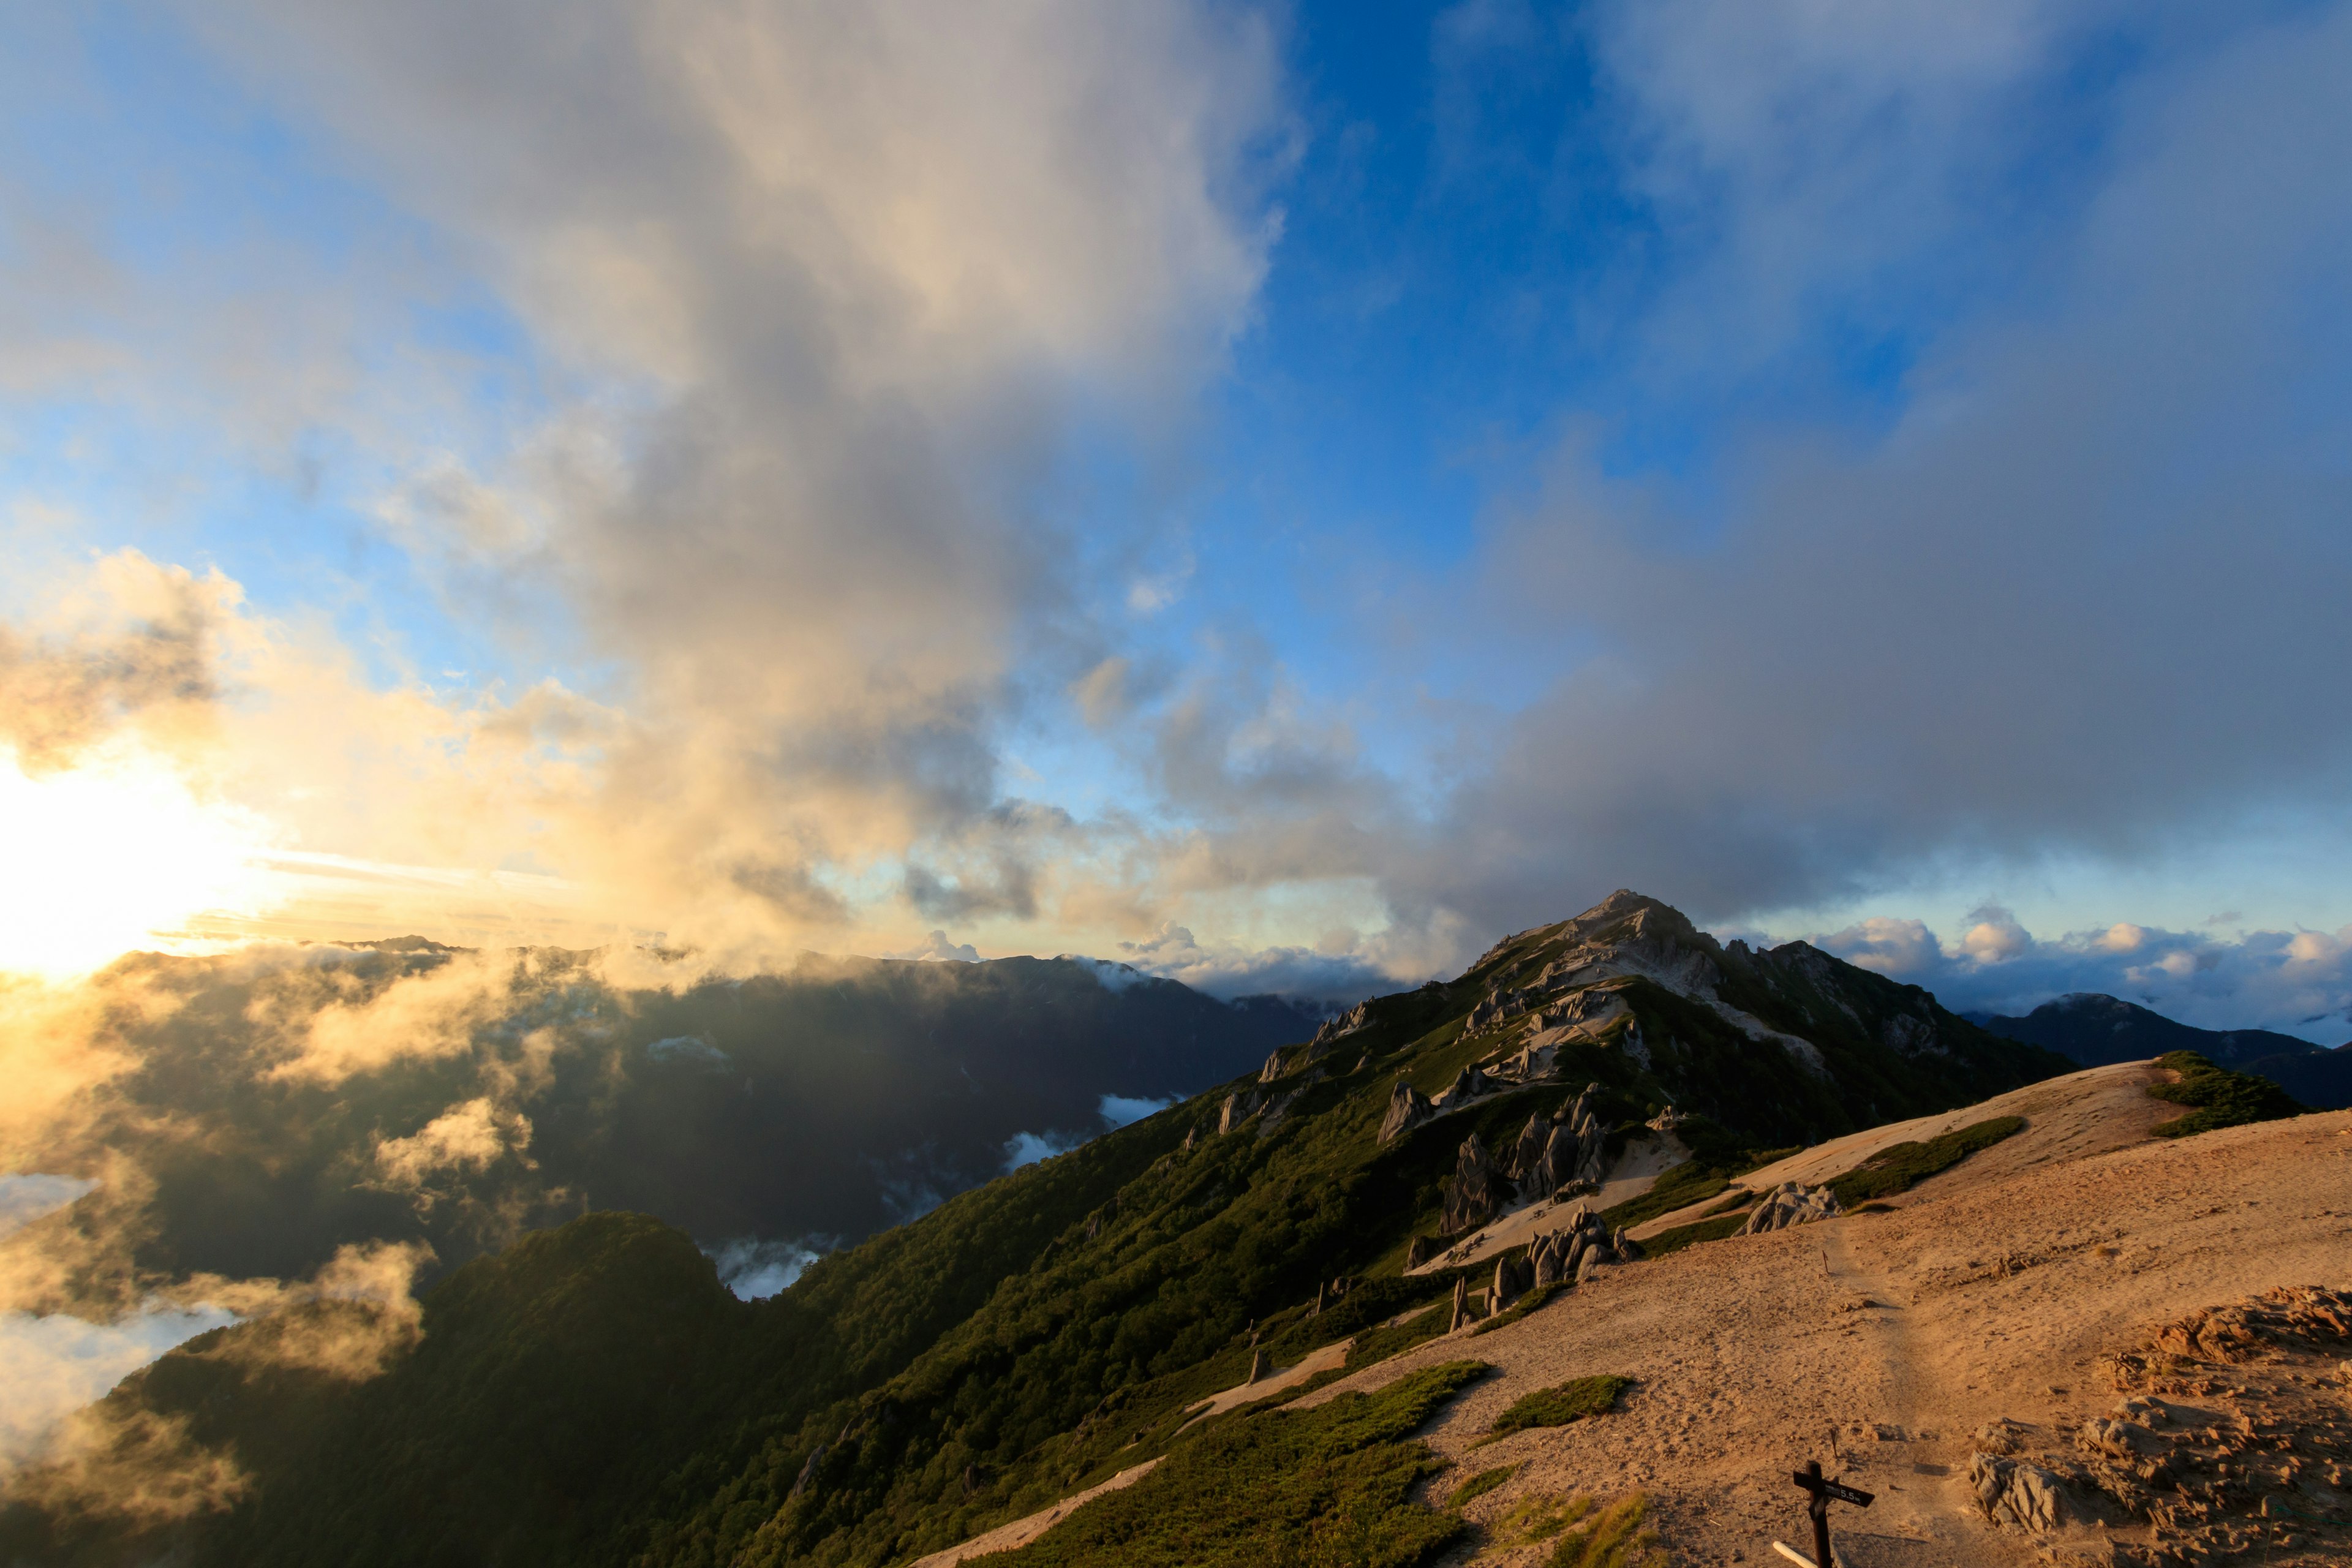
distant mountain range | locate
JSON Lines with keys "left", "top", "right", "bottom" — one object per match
{"left": 1966, "top": 992, "right": 2352, "bottom": 1109}
{"left": 7, "top": 891, "right": 2073, "bottom": 1567}
{"left": 42, "top": 944, "right": 1325, "bottom": 1292}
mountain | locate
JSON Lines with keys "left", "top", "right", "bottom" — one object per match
{"left": 2, "top": 891, "right": 2070, "bottom": 1567}
{"left": 1968, "top": 992, "right": 2352, "bottom": 1109}
{"left": 34, "top": 945, "right": 1325, "bottom": 1291}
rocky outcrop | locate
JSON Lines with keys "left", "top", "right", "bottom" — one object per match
{"left": 1378, "top": 1081, "right": 1434, "bottom": 1144}
{"left": 1255, "top": 1069, "right": 1324, "bottom": 1136}
{"left": 1959, "top": 1285, "right": 2352, "bottom": 1562}
{"left": 1968, "top": 1453, "right": 2075, "bottom": 1533}
{"left": 1527, "top": 1203, "right": 1633, "bottom": 1287}
{"left": 1259, "top": 1039, "right": 1333, "bottom": 1084}
{"left": 1738, "top": 1182, "right": 1842, "bottom": 1234}
{"left": 1507, "top": 1084, "right": 1609, "bottom": 1201}
{"left": 1437, "top": 1064, "right": 1494, "bottom": 1106}
{"left": 1449, "top": 1275, "right": 1470, "bottom": 1333}
{"left": 1216, "top": 1090, "right": 1263, "bottom": 1134}
{"left": 1312, "top": 1000, "right": 1374, "bottom": 1046}
{"left": 1439, "top": 1133, "right": 1514, "bottom": 1234}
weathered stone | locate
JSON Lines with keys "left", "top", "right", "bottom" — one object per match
{"left": 1217, "top": 1090, "right": 1263, "bottom": 1134}
{"left": 1247, "top": 1348, "right": 1272, "bottom": 1385}
{"left": 1492, "top": 1256, "right": 1518, "bottom": 1313}
{"left": 1738, "top": 1181, "right": 1842, "bottom": 1234}
{"left": 1969, "top": 1452, "right": 2073, "bottom": 1532}
{"left": 1440, "top": 1133, "right": 1512, "bottom": 1234}
{"left": 1449, "top": 1276, "right": 1470, "bottom": 1333}
{"left": 1405, "top": 1235, "right": 1440, "bottom": 1270}
{"left": 1313, "top": 1000, "right": 1374, "bottom": 1046}
{"left": 1378, "top": 1080, "right": 1434, "bottom": 1145}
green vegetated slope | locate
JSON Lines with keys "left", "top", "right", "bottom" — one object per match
{"left": 2146, "top": 1050, "right": 2307, "bottom": 1137}
{"left": 6, "top": 892, "right": 2069, "bottom": 1568}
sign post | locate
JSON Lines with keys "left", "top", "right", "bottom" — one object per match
{"left": 1788, "top": 1459, "right": 1872, "bottom": 1567}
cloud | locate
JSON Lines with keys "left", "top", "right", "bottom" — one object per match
{"left": 1098, "top": 1093, "right": 1178, "bottom": 1128}
{"left": 1814, "top": 910, "right": 2352, "bottom": 1042}
{"left": 893, "top": 931, "right": 981, "bottom": 963}
{"left": 1000, "top": 1128, "right": 1088, "bottom": 1173}
{"left": 1304, "top": 1, "right": 2352, "bottom": 945}
{"left": 371, "top": 1098, "right": 530, "bottom": 1191}
{"left": 704, "top": 1236, "right": 829, "bottom": 1301}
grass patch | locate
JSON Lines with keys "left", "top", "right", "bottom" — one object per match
{"left": 1699, "top": 1189, "right": 1757, "bottom": 1218}
{"left": 982, "top": 1360, "right": 1487, "bottom": 1567}
{"left": 1825, "top": 1115, "right": 2025, "bottom": 1207}
{"left": 1346, "top": 1303, "right": 1452, "bottom": 1370}
{"left": 1482, "top": 1375, "right": 1632, "bottom": 1444}
{"left": 1446, "top": 1464, "right": 1517, "bottom": 1510}
{"left": 1491, "top": 1492, "right": 1594, "bottom": 1547}
{"left": 2147, "top": 1051, "right": 2304, "bottom": 1138}
{"left": 1545, "top": 1493, "right": 1665, "bottom": 1568}
{"left": 1598, "top": 1159, "right": 1728, "bottom": 1229}
{"left": 1640, "top": 1212, "right": 1749, "bottom": 1256}
{"left": 1470, "top": 1283, "right": 1562, "bottom": 1338}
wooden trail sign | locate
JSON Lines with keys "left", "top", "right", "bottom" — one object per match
{"left": 1789, "top": 1459, "right": 1872, "bottom": 1567}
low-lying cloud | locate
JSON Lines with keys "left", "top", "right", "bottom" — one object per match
{"left": 1817, "top": 909, "right": 2352, "bottom": 1042}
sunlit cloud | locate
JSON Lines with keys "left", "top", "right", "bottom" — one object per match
{"left": 0, "top": 742, "right": 281, "bottom": 979}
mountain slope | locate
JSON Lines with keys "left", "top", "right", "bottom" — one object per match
{"left": 3, "top": 892, "right": 2070, "bottom": 1567}
{"left": 1969, "top": 991, "right": 2352, "bottom": 1109}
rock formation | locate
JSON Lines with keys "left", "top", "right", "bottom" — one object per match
{"left": 1525, "top": 1202, "right": 1632, "bottom": 1287}
{"left": 1738, "top": 1182, "right": 1842, "bottom": 1234}
{"left": 1216, "top": 1089, "right": 1263, "bottom": 1134}
{"left": 1449, "top": 1275, "right": 1470, "bottom": 1333}
{"left": 1439, "top": 1133, "right": 1514, "bottom": 1234}
{"left": 1377, "top": 1080, "right": 1434, "bottom": 1144}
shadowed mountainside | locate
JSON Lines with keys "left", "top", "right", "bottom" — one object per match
{"left": 4, "top": 892, "right": 2074, "bottom": 1567}
{"left": 1969, "top": 992, "right": 2352, "bottom": 1109}
{"left": 36, "top": 946, "right": 1324, "bottom": 1290}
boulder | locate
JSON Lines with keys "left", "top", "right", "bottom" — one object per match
{"left": 1217, "top": 1090, "right": 1264, "bottom": 1134}
{"left": 1738, "top": 1181, "right": 1843, "bottom": 1234}
{"left": 1968, "top": 1452, "right": 2073, "bottom": 1533}
{"left": 1449, "top": 1275, "right": 1470, "bottom": 1333}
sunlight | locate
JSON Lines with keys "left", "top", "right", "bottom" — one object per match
{"left": 0, "top": 744, "right": 279, "bottom": 979}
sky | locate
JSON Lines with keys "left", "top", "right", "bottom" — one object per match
{"left": 1, "top": 0, "right": 2350, "bottom": 1039}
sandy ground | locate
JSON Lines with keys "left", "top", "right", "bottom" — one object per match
{"left": 905, "top": 1459, "right": 1162, "bottom": 1568}
{"left": 1178, "top": 1336, "right": 1355, "bottom": 1428}
{"left": 1626, "top": 1063, "right": 2173, "bottom": 1243}
{"left": 1294, "top": 1074, "right": 2352, "bottom": 1566}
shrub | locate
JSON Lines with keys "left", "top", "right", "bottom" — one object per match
{"left": 1826, "top": 1115, "right": 2024, "bottom": 1206}
{"left": 982, "top": 1360, "right": 1489, "bottom": 1568}
{"left": 2146, "top": 1052, "right": 2304, "bottom": 1137}
{"left": 1446, "top": 1464, "right": 1517, "bottom": 1510}
{"left": 1485, "top": 1375, "right": 1632, "bottom": 1442}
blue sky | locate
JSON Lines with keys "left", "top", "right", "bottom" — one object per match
{"left": 2, "top": 0, "right": 2350, "bottom": 1037}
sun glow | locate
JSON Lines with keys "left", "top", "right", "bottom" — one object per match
{"left": 0, "top": 744, "right": 281, "bottom": 978}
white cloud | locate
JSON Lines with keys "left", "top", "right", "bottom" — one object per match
{"left": 1815, "top": 911, "right": 2352, "bottom": 1042}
